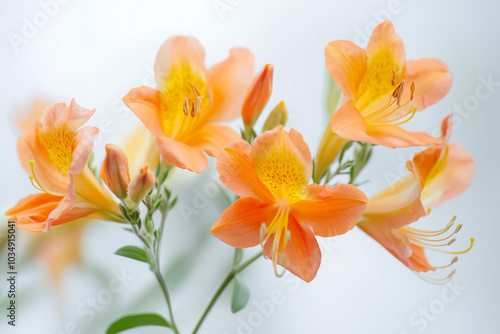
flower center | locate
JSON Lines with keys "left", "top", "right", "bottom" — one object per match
{"left": 260, "top": 205, "right": 291, "bottom": 277}
{"left": 158, "top": 63, "right": 211, "bottom": 139}
{"left": 363, "top": 70, "right": 418, "bottom": 127}
{"left": 42, "top": 127, "right": 75, "bottom": 174}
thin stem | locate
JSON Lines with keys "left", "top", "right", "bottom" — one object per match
{"left": 192, "top": 251, "right": 263, "bottom": 334}
{"left": 153, "top": 263, "right": 180, "bottom": 334}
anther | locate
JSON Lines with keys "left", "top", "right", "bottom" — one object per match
{"left": 447, "top": 238, "right": 456, "bottom": 246}
{"left": 196, "top": 95, "right": 201, "bottom": 114}
{"left": 286, "top": 230, "right": 291, "bottom": 244}
{"left": 454, "top": 224, "right": 463, "bottom": 234}
{"left": 391, "top": 70, "right": 397, "bottom": 86}
{"left": 183, "top": 97, "right": 189, "bottom": 115}
{"left": 410, "top": 82, "right": 415, "bottom": 100}
{"left": 190, "top": 83, "right": 201, "bottom": 98}
{"left": 190, "top": 100, "right": 196, "bottom": 117}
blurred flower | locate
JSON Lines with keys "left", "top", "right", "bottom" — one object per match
{"left": 242, "top": 64, "right": 274, "bottom": 136}
{"left": 123, "top": 36, "right": 255, "bottom": 172}
{"left": 325, "top": 20, "right": 452, "bottom": 148}
{"left": 358, "top": 115, "right": 475, "bottom": 275}
{"left": 6, "top": 99, "right": 123, "bottom": 232}
{"left": 101, "top": 144, "right": 131, "bottom": 199}
{"left": 121, "top": 125, "right": 160, "bottom": 175}
{"left": 211, "top": 126, "right": 367, "bottom": 282}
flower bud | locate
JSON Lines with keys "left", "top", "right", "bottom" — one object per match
{"left": 242, "top": 64, "right": 274, "bottom": 128}
{"left": 100, "top": 144, "right": 131, "bottom": 199}
{"left": 262, "top": 101, "right": 288, "bottom": 132}
{"left": 129, "top": 164, "right": 156, "bottom": 205}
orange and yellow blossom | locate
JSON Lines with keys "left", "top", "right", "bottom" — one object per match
{"left": 357, "top": 115, "right": 475, "bottom": 274}
{"left": 123, "top": 36, "right": 255, "bottom": 173}
{"left": 325, "top": 20, "right": 452, "bottom": 148}
{"left": 211, "top": 126, "right": 367, "bottom": 282}
{"left": 6, "top": 99, "right": 123, "bottom": 232}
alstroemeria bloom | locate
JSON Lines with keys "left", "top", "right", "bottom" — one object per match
{"left": 6, "top": 100, "right": 123, "bottom": 232}
{"left": 211, "top": 126, "right": 367, "bottom": 282}
{"left": 123, "top": 36, "right": 255, "bottom": 172}
{"left": 358, "top": 115, "right": 474, "bottom": 276}
{"left": 326, "top": 20, "right": 452, "bottom": 148}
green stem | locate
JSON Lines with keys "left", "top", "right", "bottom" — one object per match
{"left": 191, "top": 251, "right": 263, "bottom": 334}
{"left": 153, "top": 264, "right": 180, "bottom": 334}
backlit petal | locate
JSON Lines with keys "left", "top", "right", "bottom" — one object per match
{"left": 263, "top": 217, "right": 321, "bottom": 283}
{"left": 122, "top": 86, "right": 164, "bottom": 138}
{"left": 292, "top": 184, "right": 367, "bottom": 237}
{"left": 185, "top": 124, "right": 240, "bottom": 158}
{"left": 216, "top": 140, "right": 276, "bottom": 202}
{"left": 325, "top": 40, "right": 367, "bottom": 100}
{"left": 206, "top": 48, "right": 254, "bottom": 123}
{"left": 156, "top": 135, "right": 209, "bottom": 173}
{"left": 211, "top": 197, "right": 277, "bottom": 248}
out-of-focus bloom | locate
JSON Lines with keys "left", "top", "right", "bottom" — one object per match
{"left": 101, "top": 144, "right": 131, "bottom": 199}
{"left": 313, "top": 125, "right": 349, "bottom": 182}
{"left": 129, "top": 165, "right": 156, "bottom": 205}
{"left": 242, "top": 64, "right": 274, "bottom": 132}
{"left": 6, "top": 99, "right": 123, "bottom": 232}
{"left": 121, "top": 125, "right": 160, "bottom": 175}
{"left": 211, "top": 126, "right": 367, "bottom": 282}
{"left": 358, "top": 115, "right": 475, "bottom": 274}
{"left": 262, "top": 101, "right": 288, "bottom": 133}
{"left": 325, "top": 20, "right": 452, "bottom": 148}
{"left": 123, "top": 36, "right": 255, "bottom": 172}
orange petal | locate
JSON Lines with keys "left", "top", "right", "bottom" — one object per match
{"left": 407, "top": 145, "right": 442, "bottom": 189}
{"left": 367, "top": 123, "right": 442, "bottom": 148}
{"left": 356, "top": 20, "right": 406, "bottom": 109}
{"left": 421, "top": 143, "right": 475, "bottom": 208}
{"left": 291, "top": 184, "right": 367, "bottom": 237}
{"left": 216, "top": 140, "right": 276, "bottom": 203}
{"left": 325, "top": 40, "right": 367, "bottom": 100}
{"left": 362, "top": 173, "right": 427, "bottom": 229}
{"left": 358, "top": 220, "right": 413, "bottom": 267}
{"left": 206, "top": 48, "right": 254, "bottom": 123}
{"left": 263, "top": 217, "right": 321, "bottom": 283}
{"left": 122, "top": 86, "right": 164, "bottom": 138}
{"left": 156, "top": 135, "right": 209, "bottom": 173}
{"left": 46, "top": 174, "right": 77, "bottom": 231}
{"left": 185, "top": 124, "right": 240, "bottom": 158}
{"left": 211, "top": 197, "right": 277, "bottom": 248}
{"left": 404, "top": 58, "right": 452, "bottom": 111}
{"left": 70, "top": 126, "right": 99, "bottom": 174}
{"left": 331, "top": 101, "right": 370, "bottom": 142}
{"left": 41, "top": 99, "right": 95, "bottom": 131}
{"left": 251, "top": 126, "right": 312, "bottom": 201}
{"left": 155, "top": 36, "right": 206, "bottom": 87}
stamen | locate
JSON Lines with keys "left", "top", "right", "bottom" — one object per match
{"left": 434, "top": 256, "right": 458, "bottom": 269}
{"left": 190, "top": 100, "right": 196, "bottom": 117}
{"left": 424, "top": 238, "right": 475, "bottom": 255}
{"left": 260, "top": 222, "right": 267, "bottom": 245}
{"left": 414, "top": 269, "right": 455, "bottom": 285}
{"left": 286, "top": 230, "right": 291, "bottom": 244}
{"left": 410, "top": 82, "right": 415, "bottom": 100}
{"left": 190, "top": 83, "right": 201, "bottom": 98}
{"left": 196, "top": 95, "right": 201, "bottom": 114}
{"left": 183, "top": 97, "right": 189, "bottom": 115}
{"left": 28, "top": 160, "right": 57, "bottom": 195}
{"left": 391, "top": 70, "right": 397, "bottom": 86}
{"left": 404, "top": 217, "right": 456, "bottom": 237}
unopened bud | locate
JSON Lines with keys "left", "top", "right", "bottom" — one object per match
{"left": 129, "top": 164, "right": 156, "bottom": 205}
{"left": 262, "top": 101, "right": 288, "bottom": 132}
{"left": 242, "top": 64, "right": 274, "bottom": 128}
{"left": 101, "top": 144, "right": 130, "bottom": 199}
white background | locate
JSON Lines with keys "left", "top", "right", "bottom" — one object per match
{"left": 0, "top": 0, "right": 499, "bottom": 333}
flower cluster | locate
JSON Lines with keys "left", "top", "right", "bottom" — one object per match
{"left": 6, "top": 19, "right": 474, "bottom": 333}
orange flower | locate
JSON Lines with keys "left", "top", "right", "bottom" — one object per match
{"left": 325, "top": 20, "right": 452, "bottom": 148}
{"left": 6, "top": 99, "right": 123, "bottom": 232}
{"left": 358, "top": 115, "right": 475, "bottom": 274}
{"left": 123, "top": 36, "right": 255, "bottom": 172}
{"left": 211, "top": 126, "right": 367, "bottom": 282}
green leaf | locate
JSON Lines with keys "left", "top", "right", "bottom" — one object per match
{"left": 115, "top": 246, "right": 149, "bottom": 264}
{"left": 231, "top": 275, "right": 250, "bottom": 313}
{"left": 106, "top": 313, "right": 171, "bottom": 334}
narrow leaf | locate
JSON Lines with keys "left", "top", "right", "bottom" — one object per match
{"left": 115, "top": 246, "right": 149, "bottom": 263}
{"left": 106, "top": 313, "right": 171, "bottom": 334}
